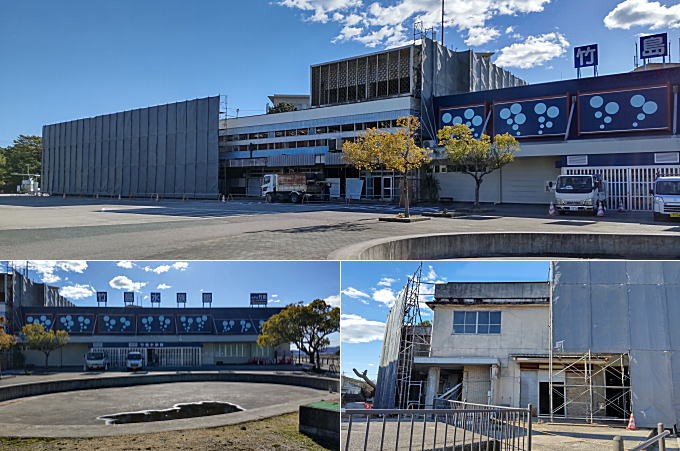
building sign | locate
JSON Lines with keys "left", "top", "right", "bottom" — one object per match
{"left": 137, "top": 314, "right": 175, "bottom": 334}
{"left": 215, "top": 318, "right": 264, "bottom": 334}
{"left": 177, "top": 314, "right": 213, "bottom": 333}
{"left": 439, "top": 105, "right": 486, "bottom": 138}
{"left": 640, "top": 33, "right": 667, "bottom": 59}
{"left": 97, "top": 314, "right": 135, "bottom": 333}
{"left": 123, "top": 292, "right": 134, "bottom": 304}
{"left": 578, "top": 85, "right": 670, "bottom": 134}
{"left": 250, "top": 293, "right": 268, "bottom": 306}
{"left": 177, "top": 292, "right": 187, "bottom": 304}
{"left": 493, "top": 96, "right": 569, "bottom": 138}
{"left": 150, "top": 292, "right": 161, "bottom": 304}
{"left": 574, "top": 44, "right": 598, "bottom": 68}
{"left": 96, "top": 291, "right": 107, "bottom": 304}
{"left": 202, "top": 292, "right": 212, "bottom": 305}
{"left": 54, "top": 314, "right": 95, "bottom": 334}
{"left": 24, "top": 314, "right": 54, "bottom": 331}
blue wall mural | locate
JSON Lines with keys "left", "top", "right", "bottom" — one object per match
{"left": 215, "top": 318, "right": 263, "bottom": 335}
{"left": 137, "top": 315, "right": 175, "bottom": 334}
{"left": 24, "top": 314, "right": 54, "bottom": 331}
{"left": 493, "top": 96, "right": 569, "bottom": 138}
{"left": 55, "top": 314, "right": 95, "bottom": 334}
{"left": 578, "top": 85, "right": 669, "bottom": 134}
{"left": 177, "top": 315, "right": 214, "bottom": 333}
{"left": 98, "top": 314, "right": 135, "bottom": 333}
{"left": 439, "top": 105, "right": 486, "bottom": 138}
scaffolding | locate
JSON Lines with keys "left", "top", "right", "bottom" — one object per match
{"left": 547, "top": 263, "right": 631, "bottom": 422}
{"left": 394, "top": 264, "right": 432, "bottom": 409}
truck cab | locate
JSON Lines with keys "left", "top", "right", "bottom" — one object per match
{"left": 552, "top": 174, "right": 606, "bottom": 214}
{"left": 84, "top": 350, "right": 109, "bottom": 372}
{"left": 261, "top": 173, "right": 329, "bottom": 203}
{"left": 126, "top": 351, "right": 144, "bottom": 371}
{"left": 651, "top": 176, "right": 680, "bottom": 220}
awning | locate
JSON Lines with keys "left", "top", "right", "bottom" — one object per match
{"left": 413, "top": 356, "right": 500, "bottom": 366}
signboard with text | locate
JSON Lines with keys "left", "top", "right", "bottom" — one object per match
{"left": 574, "top": 44, "right": 598, "bottom": 68}
{"left": 250, "top": 292, "right": 268, "bottom": 306}
{"left": 640, "top": 33, "right": 667, "bottom": 59}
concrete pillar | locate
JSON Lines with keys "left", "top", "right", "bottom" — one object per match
{"left": 425, "top": 366, "right": 441, "bottom": 408}
{"left": 490, "top": 364, "right": 499, "bottom": 405}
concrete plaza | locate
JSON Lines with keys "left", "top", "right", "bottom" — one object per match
{"left": 0, "top": 195, "right": 676, "bottom": 260}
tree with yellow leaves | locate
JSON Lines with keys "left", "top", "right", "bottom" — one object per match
{"left": 22, "top": 323, "right": 69, "bottom": 369}
{"left": 343, "top": 116, "right": 431, "bottom": 217}
{"left": 0, "top": 316, "right": 17, "bottom": 378}
{"left": 437, "top": 124, "right": 520, "bottom": 210}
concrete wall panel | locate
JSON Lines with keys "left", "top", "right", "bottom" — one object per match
{"left": 41, "top": 97, "right": 218, "bottom": 197}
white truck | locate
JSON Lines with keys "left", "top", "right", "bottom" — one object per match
{"left": 261, "top": 173, "right": 330, "bottom": 203}
{"left": 651, "top": 176, "right": 680, "bottom": 221}
{"left": 83, "top": 350, "right": 109, "bottom": 371}
{"left": 551, "top": 174, "right": 606, "bottom": 214}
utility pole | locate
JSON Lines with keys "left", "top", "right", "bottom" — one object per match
{"left": 441, "top": 0, "right": 445, "bottom": 46}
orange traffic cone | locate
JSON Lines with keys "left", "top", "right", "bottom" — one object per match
{"left": 597, "top": 201, "right": 605, "bottom": 217}
{"left": 626, "top": 412, "right": 637, "bottom": 430}
{"left": 548, "top": 202, "right": 556, "bottom": 216}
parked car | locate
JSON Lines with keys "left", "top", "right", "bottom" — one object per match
{"left": 651, "top": 176, "right": 680, "bottom": 221}
{"left": 83, "top": 351, "right": 109, "bottom": 371}
{"left": 125, "top": 351, "right": 144, "bottom": 371}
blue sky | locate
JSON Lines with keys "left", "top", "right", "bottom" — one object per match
{"left": 2, "top": 0, "right": 680, "bottom": 146}
{"left": 4, "top": 260, "right": 339, "bottom": 309}
{"left": 340, "top": 261, "right": 550, "bottom": 380}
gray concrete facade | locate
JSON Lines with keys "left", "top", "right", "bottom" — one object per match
{"left": 42, "top": 97, "right": 220, "bottom": 198}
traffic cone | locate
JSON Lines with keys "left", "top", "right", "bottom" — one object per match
{"left": 62, "top": 193, "right": 66, "bottom": 199}
{"left": 118, "top": 194, "right": 121, "bottom": 201}
{"left": 626, "top": 412, "right": 637, "bottom": 430}
{"left": 548, "top": 202, "right": 556, "bottom": 216}
{"left": 597, "top": 201, "right": 605, "bottom": 217}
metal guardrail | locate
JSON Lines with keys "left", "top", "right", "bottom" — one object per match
{"left": 342, "top": 403, "right": 532, "bottom": 451}
{"left": 613, "top": 423, "right": 670, "bottom": 451}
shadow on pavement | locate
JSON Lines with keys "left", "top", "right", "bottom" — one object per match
{"left": 547, "top": 220, "right": 598, "bottom": 226}
{"left": 535, "top": 429, "right": 646, "bottom": 442}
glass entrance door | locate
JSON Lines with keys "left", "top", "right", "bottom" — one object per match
{"left": 382, "top": 176, "right": 393, "bottom": 200}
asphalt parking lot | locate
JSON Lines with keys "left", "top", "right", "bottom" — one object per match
{"left": 0, "top": 195, "right": 676, "bottom": 259}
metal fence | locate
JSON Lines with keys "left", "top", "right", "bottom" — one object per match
{"left": 342, "top": 403, "right": 532, "bottom": 451}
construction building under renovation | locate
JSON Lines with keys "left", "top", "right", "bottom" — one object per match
{"left": 374, "top": 261, "right": 680, "bottom": 430}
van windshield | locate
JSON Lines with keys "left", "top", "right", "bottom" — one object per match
{"left": 655, "top": 180, "right": 680, "bottom": 195}
{"left": 127, "top": 352, "right": 142, "bottom": 359}
{"left": 556, "top": 176, "right": 593, "bottom": 194}
{"left": 86, "top": 352, "right": 104, "bottom": 360}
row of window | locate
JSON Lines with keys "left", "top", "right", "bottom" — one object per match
{"left": 223, "top": 120, "right": 401, "bottom": 143}
{"left": 453, "top": 311, "right": 501, "bottom": 335}
{"left": 215, "top": 343, "right": 272, "bottom": 357}
{"left": 221, "top": 137, "right": 359, "bottom": 153}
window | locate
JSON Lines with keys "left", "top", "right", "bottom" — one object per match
{"left": 216, "top": 343, "right": 249, "bottom": 357}
{"left": 453, "top": 311, "right": 501, "bottom": 334}
{"left": 341, "top": 123, "right": 354, "bottom": 132}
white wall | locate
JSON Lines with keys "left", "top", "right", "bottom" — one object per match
{"left": 435, "top": 156, "right": 560, "bottom": 204}
{"left": 22, "top": 343, "right": 89, "bottom": 368}
{"left": 430, "top": 304, "right": 549, "bottom": 407}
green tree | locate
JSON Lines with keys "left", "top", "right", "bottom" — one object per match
{"left": 267, "top": 102, "right": 298, "bottom": 114}
{"left": 258, "top": 299, "right": 339, "bottom": 371}
{"left": 21, "top": 323, "right": 69, "bottom": 369}
{"left": 0, "top": 135, "right": 42, "bottom": 192}
{"left": 343, "top": 116, "right": 431, "bottom": 217}
{"left": 437, "top": 124, "right": 519, "bottom": 210}
{"left": 0, "top": 317, "right": 17, "bottom": 379}
{"left": 416, "top": 320, "right": 432, "bottom": 327}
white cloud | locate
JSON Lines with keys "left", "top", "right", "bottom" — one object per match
{"left": 280, "top": 0, "right": 551, "bottom": 48}
{"left": 324, "top": 294, "right": 341, "bottom": 308}
{"left": 465, "top": 26, "right": 500, "bottom": 46}
{"left": 13, "top": 260, "right": 88, "bottom": 285}
{"left": 341, "top": 313, "right": 385, "bottom": 343}
{"left": 116, "top": 261, "right": 134, "bottom": 269}
{"left": 156, "top": 283, "right": 172, "bottom": 290}
{"left": 109, "top": 275, "right": 147, "bottom": 292}
{"left": 59, "top": 284, "right": 95, "bottom": 300}
{"left": 372, "top": 287, "right": 396, "bottom": 307}
{"left": 505, "top": 25, "right": 514, "bottom": 33}
{"left": 604, "top": 0, "right": 680, "bottom": 30}
{"left": 494, "top": 32, "right": 569, "bottom": 69}
{"left": 377, "top": 277, "right": 397, "bottom": 287}
{"left": 272, "top": 294, "right": 279, "bottom": 298}
{"left": 342, "top": 287, "right": 370, "bottom": 298}
{"left": 143, "top": 262, "right": 189, "bottom": 274}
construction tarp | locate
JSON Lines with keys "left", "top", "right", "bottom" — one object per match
{"left": 552, "top": 261, "right": 680, "bottom": 428}
{"left": 374, "top": 288, "right": 409, "bottom": 409}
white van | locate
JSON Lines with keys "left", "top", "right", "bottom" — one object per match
{"left": 651, "top": 176, "right": 680, "bottom": 220}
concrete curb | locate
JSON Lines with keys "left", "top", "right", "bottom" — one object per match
{"left": 328, "top": 231, "right": 680, "bottom": 260}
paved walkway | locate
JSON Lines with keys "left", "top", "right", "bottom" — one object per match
{"left": 0, "top": 196, "right": 676, "bottom": 259}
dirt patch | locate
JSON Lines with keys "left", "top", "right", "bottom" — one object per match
{"left": 0, "top": 412, "right": 337, "bottom": 451}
